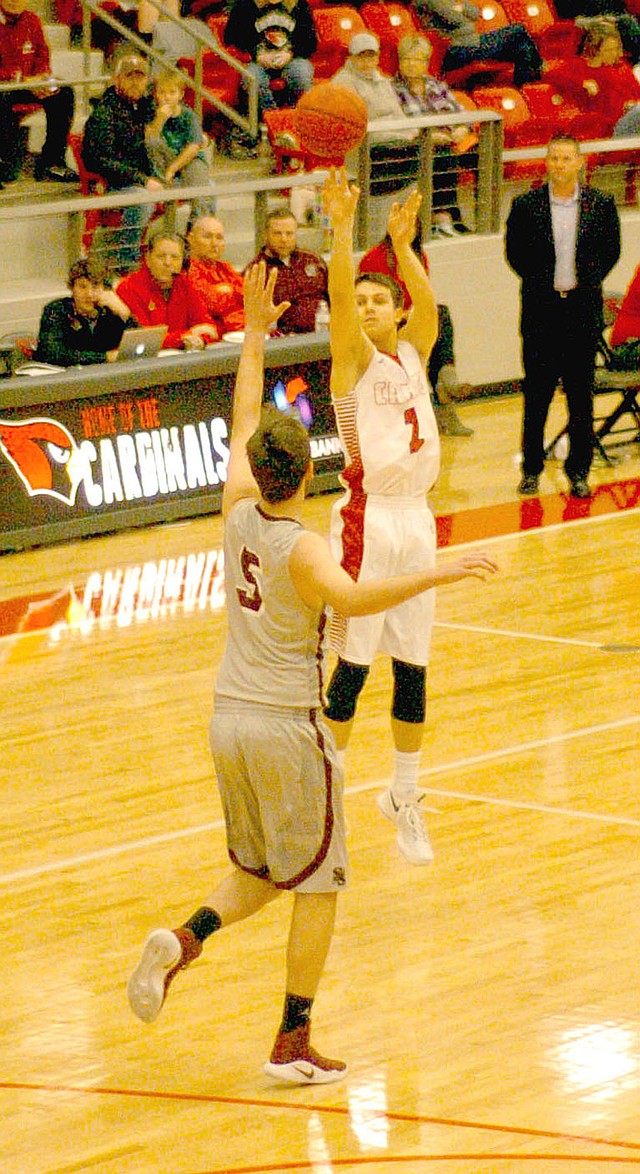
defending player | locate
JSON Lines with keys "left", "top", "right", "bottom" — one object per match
{"left": 322, "top": 169, "right": 451, "bottom": 866}
{"left": 127, "top": 262, "right": 496, "bottom": 1084}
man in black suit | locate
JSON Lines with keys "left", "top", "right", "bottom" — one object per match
{"left": 505, "top": 135, "right": 621, "bottom": 498}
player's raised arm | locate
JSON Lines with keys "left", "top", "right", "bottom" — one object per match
{"left": 323, "top": 168, "right": 373, "bottom": 399}
{"left": 223, "top": 263, "right": 290, "bottom": 518}
{"left": 389, "top": 190, "right": 438, "bottom": 364}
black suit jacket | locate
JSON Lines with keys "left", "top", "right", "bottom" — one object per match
{"left": 505, "top": 183, "right": 621, "bottom": 338}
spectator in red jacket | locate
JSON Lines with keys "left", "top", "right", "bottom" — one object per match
{"left": 0, "top": 0, "right": 77, "bottom": 185}
{"left": 248, "top": 204, "right": 327, "bottom": 334}
{"left": 187, "top": 215, "right": 245, "bottom": 340}
{"left": 545, "top": 20, "right": 640, "bottom": 137}
{"left": 116, "top": 229, "right": 217, "bottom": 350}
{"left": 608, "top": 263, "right": 640, "bottom": 367}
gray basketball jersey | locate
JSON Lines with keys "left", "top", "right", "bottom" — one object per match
{"left": 215, "top": 498, "right": 327, "bottom": 708}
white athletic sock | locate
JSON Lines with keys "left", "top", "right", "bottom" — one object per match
{"left": 392, "top": 750, "right": 421, "bottom": 804}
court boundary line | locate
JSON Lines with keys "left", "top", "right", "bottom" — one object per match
{"left": 1, "top": 1079, "right": 639, "bottom": 1155}
{"left": 1, "top": 714, "right": 638, "bottom": 886}
{"left": 434, "top": 620, "right": 606, "bottom": 650}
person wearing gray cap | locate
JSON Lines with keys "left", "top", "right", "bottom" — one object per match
{"left": 331, "top": 31, "right": 420, "bottom": 194}
{"left": 82, "top": 49, "right": 163, "bottom": 272}
{"left": 332, "top": 32, "right": 409, "bottom": 139}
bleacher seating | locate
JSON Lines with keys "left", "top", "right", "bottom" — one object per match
{"left": 310, "top": 5, "right": 367, "bottom": 80}
{"left": 359, "top": 2, "right": 422, "bottom": 75}
{"left": 500, "top": 0, "right": 581, "bottom": 64}
{"left": 439, "top": 2, "right": 516, "bottom": 91}
{"left": 468, "top": 85, "right": 549, "bottom": 178}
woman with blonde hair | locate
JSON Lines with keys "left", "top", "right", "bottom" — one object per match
{"left": 393, "top": 33, "right": 474, "bottom": 234}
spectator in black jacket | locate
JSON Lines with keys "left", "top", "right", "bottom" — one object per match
{"left": 223, "top": 0, "right": 316, "bottom": 156}
{"left": 82, "top": 50, "right": 163, "bottom": 271}
{"left": 36, "top": 259, "right": 137, "bottom": 365}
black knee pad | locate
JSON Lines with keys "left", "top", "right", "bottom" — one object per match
{"left": 324, "top": 659, "right": 369, "bottom": 723}
{"left": 391, "top": 659, "right": 426, "bottom": 724}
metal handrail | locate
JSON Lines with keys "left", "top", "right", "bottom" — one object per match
{"left": 354, "top": 108, "right": 503, "bottom": 245}
{"left": 80, "top": 0, "right": 258, "bottom": 137}
{"left": 0, "top": 168, "right": 332, "bottom": 254}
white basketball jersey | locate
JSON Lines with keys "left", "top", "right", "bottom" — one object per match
{"left": 333, "top": 340, "right": 440, "bottom": 498}
{"left": 215, "top": 499, "right": 326, "bottom": 709}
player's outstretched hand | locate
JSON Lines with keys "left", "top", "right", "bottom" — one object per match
{"left": 322, "top": 167, "right": 360, "bottom": 226}
{"left": 388, "top": 188, "right": 422, "bottom": 251}
{"left": 437, "top": 552, "right": 499, "bottom": 584}
{"left": 244, "top": 261, "right": 290, "bottom": 332}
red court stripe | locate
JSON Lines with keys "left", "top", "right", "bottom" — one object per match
{"left": 436, "top": 478, "right": 640, "bottom": 548}
{"left": 1, "top": 1080, "right": 639, "bottom": 1152}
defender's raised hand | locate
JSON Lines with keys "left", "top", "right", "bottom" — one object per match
{"left": 243, "top": 261, "right": 290, "bottom": 333}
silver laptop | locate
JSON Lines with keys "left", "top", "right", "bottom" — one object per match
{"left": 116, "top": 326, "right": 168, "bottom": 362}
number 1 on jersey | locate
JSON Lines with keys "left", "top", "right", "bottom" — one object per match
{"left": 404, "top": 406, "right": 424, "bottom": 453}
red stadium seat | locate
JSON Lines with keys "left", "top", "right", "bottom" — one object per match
{"left": 360, "top": 2, "right": 422, "bottom": 75}
{"left": 311, "top": 5, "right": 367, "bottom": 80}
{"left": 469, "top": 84, "right": 549, "bottom": 177}
{"left": 68, "top": 132, "right": 123, "bottom": 256}
{"left": 500, "top": 0, "right": 581, "bottom": 62}
{"left": 520, "top": 81, "right": 581, "bottom": 134}
{"left": 476, "top": 0, "right": 511, "bottom": 31}
{"left": 262, "top": 107, "right": 326, "bottom": 173}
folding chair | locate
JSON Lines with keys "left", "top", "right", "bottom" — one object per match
{"left": 544, "top": 305, "right": 640, "bottom": 464}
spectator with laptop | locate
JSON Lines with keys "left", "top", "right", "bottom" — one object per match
{"left": 35, "top": 259, "right": 137, "bottom": 366}
{"left": 187, "top": 215, "right": 245, "bottom": 339}
{"left": 116, "top": 228, "right": 217, "bottom": 350}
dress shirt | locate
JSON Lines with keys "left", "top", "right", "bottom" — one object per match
{"left": 550, "top": 184, "right": 579, "bottom": 292}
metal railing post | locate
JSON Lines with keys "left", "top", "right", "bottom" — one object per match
{"left": 417, "top": 127, "right": 434, "bottom": 237}
{"left": 476, "top": 118, "right": 503, "bottom": 234}
{"left": 355, "top": 136, "right": 372, "bottom": 251}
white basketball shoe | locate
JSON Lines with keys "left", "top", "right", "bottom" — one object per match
{"left": 377, "top": 788, "right": 435, "bottom": 865}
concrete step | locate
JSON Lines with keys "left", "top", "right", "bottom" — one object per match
{"left": 0, "top": 277, "right": 66, "bottom": 340}
{"left": 44, "top": 22, "right": 71, "bottom": 49}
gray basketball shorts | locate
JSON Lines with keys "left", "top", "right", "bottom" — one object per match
{"left": 209, "top": 700, "right": 349, "bottom": 893}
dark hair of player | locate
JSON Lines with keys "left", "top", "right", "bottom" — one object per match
{"left": 246, "top": 408, "right": 311, "bottom": 502}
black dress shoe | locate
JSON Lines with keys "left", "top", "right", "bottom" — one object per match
{"left": 517, "top": 474, "right": 539, "bottom": 495}
{"left": 570, "top": 477, "right": 591, "bottom": 499}
{"left": 35, "top": 162, "right": 78, "bottom": 183}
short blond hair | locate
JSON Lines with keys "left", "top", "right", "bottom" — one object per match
{"left": 154, "top": 67, "right": 186, "bottom": 92}
{"left": 397, "top": 34, "right": 433, "bottom": 62}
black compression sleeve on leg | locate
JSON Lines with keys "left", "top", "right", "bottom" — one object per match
{"left": 183, "top": 906, "right": 222, "bottom": 942}
{"left": 391, "top": 659, "right": 426, "bottom": 724}
{"left": 324, "top": 659, "right": 370, "bottom": 722}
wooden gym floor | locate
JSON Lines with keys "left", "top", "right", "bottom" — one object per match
{"left": 1, "top": 393, "right": 640, "bottom": 1173}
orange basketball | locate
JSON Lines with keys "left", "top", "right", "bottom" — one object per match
{"left": 294, "top": 84, "right": 368, "bottom": 162}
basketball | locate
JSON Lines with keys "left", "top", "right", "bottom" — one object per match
{"left": 294, "top": 84, "right": 368, "bottom": 162}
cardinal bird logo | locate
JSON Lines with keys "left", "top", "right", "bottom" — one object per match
{"left": 0, "top": 416, "right": 84, "bottom": 506}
